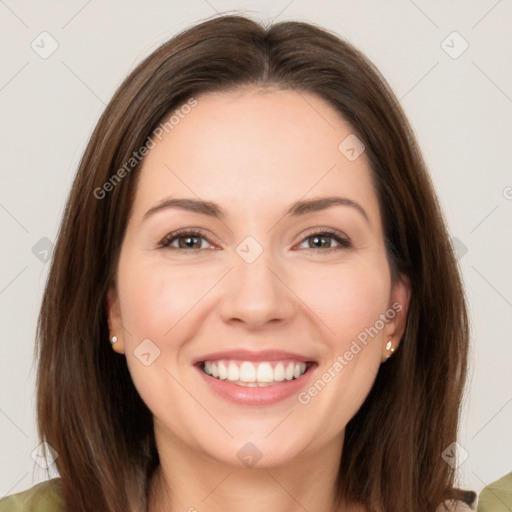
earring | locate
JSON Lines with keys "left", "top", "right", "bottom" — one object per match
{"left": 385, "top": 339, "right": 395, "bottom": 359}
{"left": 110, "top": 336, "right": 118, "bottom": 345}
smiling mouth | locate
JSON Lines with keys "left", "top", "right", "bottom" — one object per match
{"left": 198, "top": 359, "right": 314, "bottom": 387}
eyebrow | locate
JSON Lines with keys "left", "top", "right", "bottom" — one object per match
{"left": 142, "top": 196, "right": 369, "bottom": 224}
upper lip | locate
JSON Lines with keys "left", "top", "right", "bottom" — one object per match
{"left": 192, "top": 349, "right": 315, "bottom": 365}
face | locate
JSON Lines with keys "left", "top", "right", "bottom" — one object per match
{"left": 107, "top": 87, "right": 409, "bottom": 469}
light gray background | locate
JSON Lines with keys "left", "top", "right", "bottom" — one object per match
{"left": 1, "top": 0, "right": 511, "bottom": 500}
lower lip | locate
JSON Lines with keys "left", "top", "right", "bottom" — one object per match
{"left": 195, "top": 364, "right": 317, "bottom": 406}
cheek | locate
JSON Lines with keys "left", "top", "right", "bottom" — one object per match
{"left": 115, "top": 255, "right": 210, "bottom": 425}
{"left": 117, "top": 254, "right": 218, "bottom": 341}
{"left": 115, "top": 254, "right": 225, "bottom": 411}
{"left": 297, "top": 261, "right": 391, "bottom": 345}
{"left": 293, "top": 264, "right": 390, "bottom": 433}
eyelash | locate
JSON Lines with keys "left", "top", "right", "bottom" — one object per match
{"left": 160, "top": 227, "right": 351, "bottom": 252}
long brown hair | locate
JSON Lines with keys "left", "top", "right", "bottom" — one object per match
{"left": 35, "top": 14, "right": 474, "bottom": 511}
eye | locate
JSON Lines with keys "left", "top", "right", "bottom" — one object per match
{"left": 160, "top": 228, "right": 214, "bottom": 250}
{"left": 296, "top": 229, "right": 351, "bottom": 251}
{"left": 160, "top": 228, "right": 351, "bottom": 252}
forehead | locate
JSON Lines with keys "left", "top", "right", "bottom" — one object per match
{"left": 132, "top": 87, "right": 379, "bottom": 222}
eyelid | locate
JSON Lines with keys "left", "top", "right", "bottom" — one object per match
{"left": 160, "top": 226, "right": 351, "bottom": 251}
{"left": 160, "top": 227, "right": 219, "bottom": 249}
{"left": 293, "top": 227, "right": 351, "bottom": 250}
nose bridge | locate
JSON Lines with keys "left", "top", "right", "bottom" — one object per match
{"left": 218, "top": 244, "right": 295, "bottom": 328}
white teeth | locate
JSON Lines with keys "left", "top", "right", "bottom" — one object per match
{"left": 201, "top": 359, "right": 309, "bottom": 384}
{"left": 274, "top": 362, "right": 285, "bottom": 381}
{"left": 234, "top": 381, "right": 275, "bottom": 387}
{"left": 227, "top": 362, "right": 239, "bottom": 381}
{"left": 256, "top": 362, "right": 274, "bottom": 383}
{"left": 239, "top": 361, "right": 256, "bottom": 382}
{"left": 218, "top": 361, "right": 227, "bottom": 380}
{"left": 294, "top": 363, "right": 305, "bottom": 379}
{"left": 285, "top": 362, "right": 294, "bottom": 381}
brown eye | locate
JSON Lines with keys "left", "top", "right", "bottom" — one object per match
{"left": 297, "top": 230, "right": 351, "bottom": 251}
{"left": 161, "top": 229, "right": 212, "bottom": 250}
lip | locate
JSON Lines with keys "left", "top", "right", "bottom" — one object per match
{"left": 194, "top": 351, "right": 318, "bottom": 407}
{"left": 192, "top": 349, "right": 314, "bottom": 365}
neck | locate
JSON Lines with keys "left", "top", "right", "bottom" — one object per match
{"left": 147, "top": 429, "right": 363, "bottom": 512}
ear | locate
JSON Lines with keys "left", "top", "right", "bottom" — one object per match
{"left": 106, "top": 285, "right": 125, "bottom": 354}
{"left": 381, "top": 273, "right": 411, "bottom": 362}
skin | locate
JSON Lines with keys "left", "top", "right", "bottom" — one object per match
{"left": 107, "top": 87, "right": 410, "bottom": 512}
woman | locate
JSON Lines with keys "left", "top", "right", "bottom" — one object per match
{"left": 0, "top": 14, "right": 475, "bottom": 512}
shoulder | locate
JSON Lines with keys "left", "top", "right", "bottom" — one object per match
{"left": 477, "top": 472, "right": 512, "bottom": 512}
{"left": 0, "top": 479, "right": 64, "bottom": 512}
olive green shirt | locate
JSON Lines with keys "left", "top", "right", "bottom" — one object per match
{"left": 0, "top": 479, "right": 64, "bottom": 512}
{"left": 477, "top": 472, "right": 512, "bottom": 512}
{"left": 5, "top": 475, "right": 508, "bottom": 511}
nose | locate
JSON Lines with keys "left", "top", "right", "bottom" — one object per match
{"left": 218, "top": 251, "right": 296, "bottom": 330}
